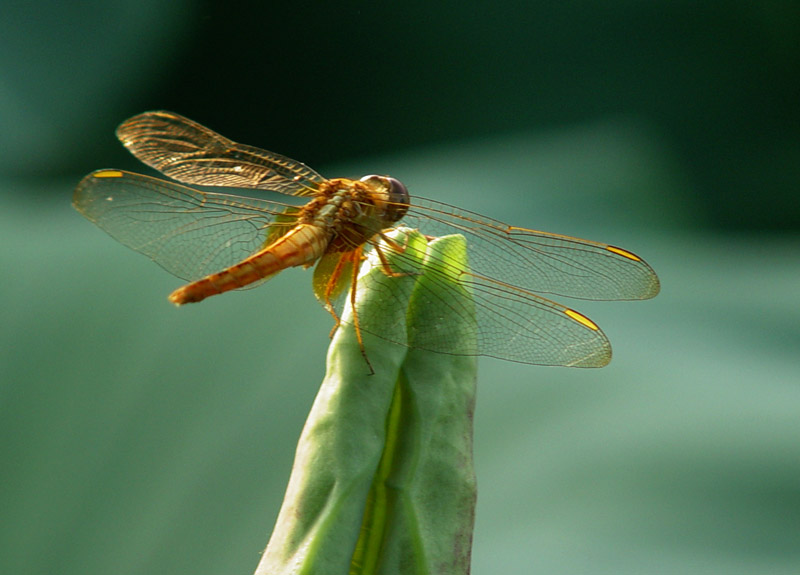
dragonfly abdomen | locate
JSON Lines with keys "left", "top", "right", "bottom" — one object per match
{"left": 168, "top": 224, "right": 329, "bottom": 305}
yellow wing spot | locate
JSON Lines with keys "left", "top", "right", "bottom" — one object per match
{"left": 564, "top": 308, "right": 599, "bottom": 331}
{"left": 606, "top": 245, "right": 641, "bottom": 261}
{"left": 93, "top": 170, "right": 124, "bottom": 178}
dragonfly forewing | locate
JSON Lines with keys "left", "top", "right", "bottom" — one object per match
{"left": 403, "top": 197, "right": 660, "bottom": 301}
{"left": 117, "top": 111, "right": 325, "bottom": 196}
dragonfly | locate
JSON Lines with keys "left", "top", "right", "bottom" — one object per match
{"left": 73, "top": 111, "right": 660, "bottom": 368}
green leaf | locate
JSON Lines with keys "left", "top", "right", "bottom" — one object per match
{"left": 255, "top": 228, "right": 478, "bottom": 575}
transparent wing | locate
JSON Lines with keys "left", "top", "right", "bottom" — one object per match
{"left": 116, "top": 111, "right": 326, "bottom": 197}
{"left": 402, "top": 197, "right": 660, "bottom": 301}
{"left": 310, "top": 192, "right": 659, "bottom": 366}
{"left": 73, "top": 170, "right": 300, "bottom": 281}
{"left": 348, "top": 229, "right": 613, "bottom": 367}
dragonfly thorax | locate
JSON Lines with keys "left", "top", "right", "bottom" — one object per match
{"left": 301, "top": 176, "right": 410, "bottom": 252}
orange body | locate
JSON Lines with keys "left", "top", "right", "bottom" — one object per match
{"left": 169, "top": 224, "right": 329, "bottom": 304}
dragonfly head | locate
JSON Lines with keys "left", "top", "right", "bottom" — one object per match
{"left": 359, "top": 175, "right": 410, "bottom": 224}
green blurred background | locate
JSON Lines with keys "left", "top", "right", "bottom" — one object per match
{"left": 2, "top": 2, "right": 799, "bottom": 574}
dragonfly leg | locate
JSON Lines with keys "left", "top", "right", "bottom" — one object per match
{"left": 345, "top": 247, "right": 375, "bottom": 375}
{"left": 322, "top": 255, "right": 351, "bottom": 332}
{"left": 374, "top": 233, "right": 414, "bottom": 278}
{"left": 378, "top": 230, "right": 408, "bottom": 253}
{"left": 319, "top": 247, "right": 375, "bottom": 374}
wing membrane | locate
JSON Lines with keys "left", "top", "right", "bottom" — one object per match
{"left": 116, "top": 111, "right": 326, "bottom": 196}
{"left": 73, "top": 170, "right": 300, "bottom": 281}
{"left": 348, "top": 229, "right": 612, "bottom": 367}
{"left": 403, "top": 197, "right": 660, "bottom": 301}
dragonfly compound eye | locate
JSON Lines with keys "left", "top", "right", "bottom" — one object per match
{"left": 360, "top": 174, "right": 410, "bottom": 223}
{"left": 385, "top": 177, "right": 409, "bottom": 205}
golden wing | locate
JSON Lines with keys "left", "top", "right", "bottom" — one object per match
{"left": 116, "top": 111, "right": 326, "bottom": 197}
